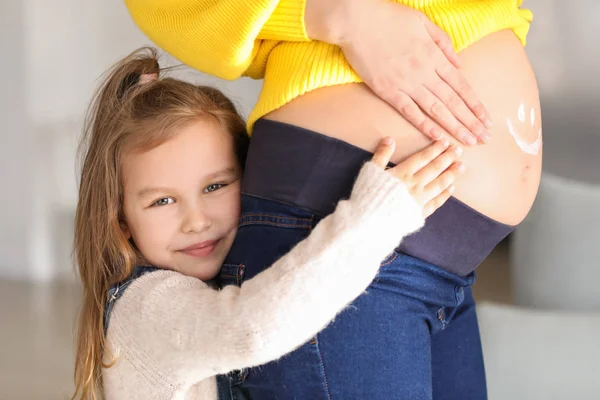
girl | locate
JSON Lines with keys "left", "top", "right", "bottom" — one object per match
{"left": 125, "top": 0, "right": 540, "bottom": 397}
{"left": 72, "top": 48, "right": 464, "bottom": 399}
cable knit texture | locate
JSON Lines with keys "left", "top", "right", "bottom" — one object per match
{"left": 125, "top": 0, "right": 533, "bottom": 131}
{"left": 103, "top": 162, "right": 424, "bottom": 399}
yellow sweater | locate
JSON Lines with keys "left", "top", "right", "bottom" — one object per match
{"left": 125, "top": 0, "right": 533, "bottom": 131}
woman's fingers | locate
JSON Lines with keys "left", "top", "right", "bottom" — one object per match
{"left": 384, "top": 91, "right": 444, "bottom": 141}
{"left": 429, "top": 78, "right": 489, "bottom": 144}
{"left": 437, "top": 63, "right": 492, "bottom": 129}
{"left": 412, "top": 85, "right": 476, "bottom": 145}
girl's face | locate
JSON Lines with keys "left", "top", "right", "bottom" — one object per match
{"left": 120, "top": 119, "right": 241, "bottom": 280}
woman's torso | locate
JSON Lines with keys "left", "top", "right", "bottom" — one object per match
{"left": 265, "top": 30, "right": 542, "bottom": 227}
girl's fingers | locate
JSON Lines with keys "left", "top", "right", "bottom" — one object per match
{"left": 423, "top": 185, "right": 454, "bottom": 218}
{"left": 391, "top": 139, "right": 450, "bottom": 178}
{"left": 412, "top": 145, "right": 463, "bottom": 186}
{"left": 371, "top": 137, "right": 396, "bottom": 169}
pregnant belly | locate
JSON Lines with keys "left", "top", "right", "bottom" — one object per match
{"left": 265, "top": 29, "right": 542, "bottom": 226}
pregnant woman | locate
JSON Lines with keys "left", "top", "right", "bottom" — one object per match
{"left": 125, "top": 0, "right": 541, "bottom": 398}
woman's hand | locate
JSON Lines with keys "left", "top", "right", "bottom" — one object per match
{"left": 305, "top": 0, "right": 492, "bottom": 146}
{"left": 371, "top": 137, "right": 465, "bottom": 217}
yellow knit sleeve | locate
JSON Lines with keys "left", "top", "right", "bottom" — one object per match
{"left": 124, "top": 0, "right": 309, "bottom": 80}
{"left": 258, "top": 0, "right": 308, "bottom": 41}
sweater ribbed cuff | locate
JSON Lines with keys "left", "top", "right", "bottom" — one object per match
{"left": 259, "top": 0, "right": 309, "bottom": 41}
{"left": 350, "top": 162, "right": 425, "bottom": 235}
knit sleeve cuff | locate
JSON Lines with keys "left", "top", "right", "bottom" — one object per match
{"left": 258, "top": 0, "right": 309, "bottom": 41}
{"left": 349, "top": 162, "right": 425, "bottom": 235}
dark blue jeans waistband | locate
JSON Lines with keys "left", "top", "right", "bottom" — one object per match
{"left": 243, "top": 119, "right": 513, "bottom": 275}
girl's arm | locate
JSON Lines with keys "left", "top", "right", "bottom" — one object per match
{"left": 106, "top": 139, "right": 462, "bottom": 393}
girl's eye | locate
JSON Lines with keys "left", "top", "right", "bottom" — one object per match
{"left": 153, "top": 197, "right": 174, "bottom": 206}
{"left": 205, "top": 183, "right": 225, "bottom": 193}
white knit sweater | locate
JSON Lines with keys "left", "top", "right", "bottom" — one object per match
{"left": 103, "top": 162, "right": 425, "bottom": 399}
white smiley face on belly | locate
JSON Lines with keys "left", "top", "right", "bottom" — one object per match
{"left": 506, "top": 103, "right": 542, "bottom": 155}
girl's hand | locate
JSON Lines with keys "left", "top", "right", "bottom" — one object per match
{"left": 372, "top": 137, "right": 465, "bottom": 217}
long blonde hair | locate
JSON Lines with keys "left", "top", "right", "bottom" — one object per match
{"left": 72, "top": 47, "right": 248, "bottom": 399}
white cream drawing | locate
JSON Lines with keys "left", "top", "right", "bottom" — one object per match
{"left": 506, "top": 103, "right": 542, "bottom": 155}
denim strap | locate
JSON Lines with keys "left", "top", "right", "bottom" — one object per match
{"left": 103, "top": 266, "right": 159, "bottom": 335}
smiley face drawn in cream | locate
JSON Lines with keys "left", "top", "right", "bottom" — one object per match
{"left": 518, "top": 103, "right": 526, "bottom": 122}
{"left": 506, "top": 102, "right": 542, "bottom": 155}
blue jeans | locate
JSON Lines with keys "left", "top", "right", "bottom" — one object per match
{"left": 219, "top": 195, "right": 487, "bottom": 400}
